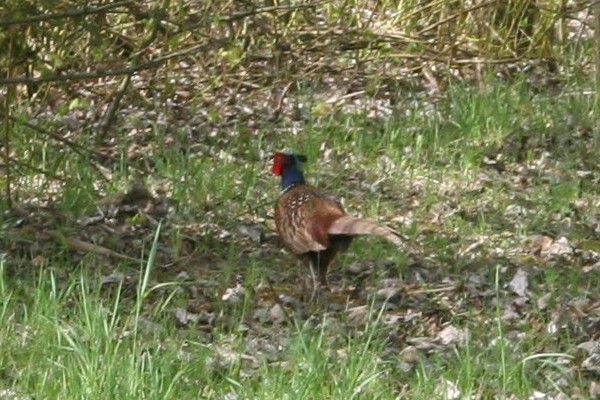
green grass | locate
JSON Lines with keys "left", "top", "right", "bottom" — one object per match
{"left": 1, "top": 75, "right": 599, "bottom": 398}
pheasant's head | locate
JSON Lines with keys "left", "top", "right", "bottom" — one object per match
{"left": 271, "top": 152, "right": 307, "bottom": 176}
{"left": 272, "top": 152, "right": 307, "bottom": 190}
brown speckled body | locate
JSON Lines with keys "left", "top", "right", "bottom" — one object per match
{"left": 274, "top": 184, "right": 352, "bottom": 285}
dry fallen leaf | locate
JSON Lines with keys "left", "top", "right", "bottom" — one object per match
{"left": 174, "top": 308, "right": 202, "bottom": 326}
{"left": 590, "top": 381, "right": 600, "bottom": 399}
{"left": 238, "top": 223, "right": 263, "bottom": 242}
{"left": 540, "top": 236, "right": 573, "bottom": 257}
{"left": 435, "top": 378, "right": 460, "bottom": 400}
{"left": 509, "top": 268, "right": 529, "bottom": 298}
{"left": 582, "top": 352, "right": 600, "bottom": 374}
{"left": 222, "top": 285, "right": 247, "bottom": 304}
{"left": 101, "top": 271, "right": 125, "bottom": 285}
{"left": 399, "top": 345, "right": 419, "bottom": 364}
{"left": 346, "top": 305, "right": 369, "bottom": 326}
{"left": 436, "top": 325, "right": 464, "bottom": 346}
{"left": 537, "top": 293, "right": 552, "bottom": 310}
{"left": 269, "top": 304, "right": 286, "bottom": 324}
{"left": 375, "top": 287, "right": 403, "bottom": 301}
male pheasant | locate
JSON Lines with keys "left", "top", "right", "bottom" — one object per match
{"left": 272, "top": 151, "right": 404, "bottom": 300}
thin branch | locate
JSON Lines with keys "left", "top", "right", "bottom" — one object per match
{"left": 417, "top": 0, "right": 500, "bottom": 36}
{"left": 4, "top": 156, "right": 65, "bottom": 182}
{"left": 0, "top": 39, "right": 217, "bottom": 85}
{"left": 99, "top": 7, "right": 163, "bottom": 139}
{"left": 0, "top": 41, "right": 215, "bottom": 85}
{"left": 99, "top": 74, "right": 133, "bottom": 140}
{"left": 2, "top": 115, "right": 175, "bottom": 182}
{"left": 595, "top": 0, "right": 600, "bottom": 90}
{"left": 1, "top": 115, "right": 110, "bottom": 181}
{"left": 4, "top": 33, "right": 13, "bottom": 208}
{"left": 0, "top": 63, "right": 155, "bottom": 85}
{"left": 0, "top": 1, "right": 134, "bottom": 28}
{"left": 218, "top": 1, "right": 327, "bottom": 22}
{"left": 6, "top": 116, "right": 91, "bottom": 153}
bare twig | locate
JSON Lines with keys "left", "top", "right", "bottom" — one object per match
{"left": 6, "top": 116, "right": 96, "bottom": 154}
{"left": 99, "top": 73, "right": 133, "bottom": 140}
{"left": 595, "top": 0, "right": 600, "bottom": 89}
{"left": 38, "top": 229, "right": 142, "bottom": 262}
{"left": 0, "top": 1, "right": 133, "bottom": 28}
{"left": 3, "top": 115, "right": 170, "bottom": 182}
{"left": 218, "top": 1, "right": 327, "bottom": 22}
{"left": 1, "top": 115, "right": 110, "bottom": 181}
{"left": 99, "top": 6, "right": 163, "bottom": 140}
{"left": 0, "top": 41, "right": 216, "bottom": 85}
{"left": 267, "top": 278, "right": 295, "bottom": 323}
{"left": 4, "top": 32, "right": 13, "bottom": 209}
{"left": 269, "top": 82, "right": 293, "bottom": 120}
{"left": 2, "top": 107, "right": 8, "bottom": 207}
{"left": 417, "top": 0, "right": 500, "bottom": 36}
{"left": 5, "top": 156, "right": 66, "bottom": 182}
{"left": 0, "top": 62, "right": 155, "bottom": 85}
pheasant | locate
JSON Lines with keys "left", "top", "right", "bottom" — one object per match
{"left": 272, "top": 151, "right": 404, "bottom": 301}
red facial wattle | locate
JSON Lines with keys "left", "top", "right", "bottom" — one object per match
{"left": 272, "top": 152, "right": 284, "bottom": 176}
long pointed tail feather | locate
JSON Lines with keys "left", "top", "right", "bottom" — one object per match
{"left": 327, "top": 216, "right": 405, "bottom": 247}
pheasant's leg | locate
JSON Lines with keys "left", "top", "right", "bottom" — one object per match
{"left": 304, "top": 252, "right": 330, "bottom": 302}
{"left": 316, "top": 247, "right": 340, "bottom": 288}
{"left": 305, "top": 252, "right": 335, "bottom": 302}
{"left": 316, "top": 262, "right": 328, "bottom": 288}
{"left": 307, "top": 259, "right": 319, "bottom": 303}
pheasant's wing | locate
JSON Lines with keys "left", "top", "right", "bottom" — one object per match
{"left": 275, "top": 185, "right": 345, "bottom": 254}
{"left": 313, "top": 188, "right": 345, "bottom": 212}
{"left": 303, "top": 194, "right": 347, "bottom": 248}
